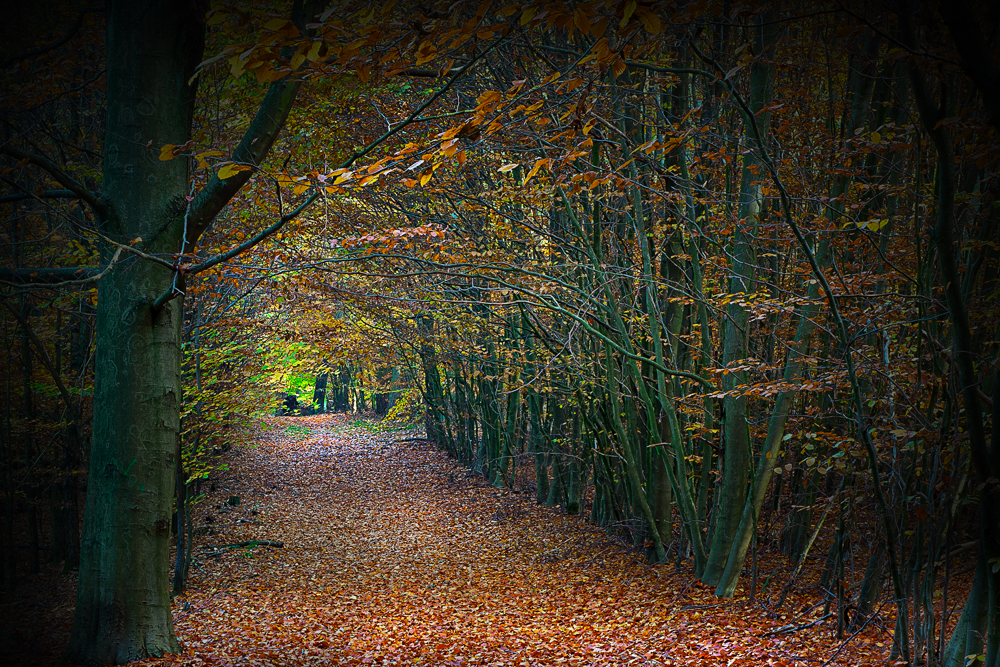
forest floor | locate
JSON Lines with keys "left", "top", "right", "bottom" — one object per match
{"left": 4, "top": 412, "right": 902, "bottom": 666}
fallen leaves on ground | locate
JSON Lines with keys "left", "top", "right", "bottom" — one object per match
{"left": 3, "top": 413, "right": 901, "bottom": 666}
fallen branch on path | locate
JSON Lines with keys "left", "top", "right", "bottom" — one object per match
{"left": 680, "top": 603, "right": 729, "bottom": 610}
{"left": 759, "top": 613, "right": 834, "bottom": 636}
{"left": 200, "top": 540, "right": 284, "bottom": 556}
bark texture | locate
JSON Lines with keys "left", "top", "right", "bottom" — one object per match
{"left": 65, "top": 1, "right": 204, "bottom": 662}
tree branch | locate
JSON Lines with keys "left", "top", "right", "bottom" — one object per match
{"left": 0, "top": 189, "right": 81, "bottom": 204}
{"left": 183, "top": 78, "right": 304, "bottom": 250}
{"left": 336, "top": 32, "right": 505, "bottom": 171}
{"left": 0, "top": 247, "right": 121, "bottom": 287}
{"left": 184, "top": 0, "right": 326, "bottom": 250}
{"left": 157, "top": 23, "right": 503, "bottom": 309}
{"left": 0, "top": 145, "right": 108, "bottom": 218}
{"left": 0, "top": 296, "right": 76, "bottom": 409}
{"left": 151, "top": 194, "right": 316, "bottom": 309}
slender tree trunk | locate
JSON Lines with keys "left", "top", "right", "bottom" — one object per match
{"left": 20, "top": 297, "right": 40, "bottom": 575}
{"left": 312, "top": 373, "right": 328, "bottom": 414}
{"left": 702, "top": 15, "right": 778, "bottom": 587}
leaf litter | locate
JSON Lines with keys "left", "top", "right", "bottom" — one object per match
{"left": 3, "top": 413, "right": 899, "bottom": 666}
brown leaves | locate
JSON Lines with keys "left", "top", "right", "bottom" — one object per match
{"left": 82, "top": 416, "right": 904, "bottom": 665}
{"left": 9, "top": 416, "right": 954, "bottom": 666}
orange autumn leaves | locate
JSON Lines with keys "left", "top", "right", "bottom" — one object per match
{"left": 121, "top": 414, "right": 900, "bottom": 666}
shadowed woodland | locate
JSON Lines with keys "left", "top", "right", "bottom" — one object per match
{"left": 1, "top": 1, "right": 999, "bottom": 665}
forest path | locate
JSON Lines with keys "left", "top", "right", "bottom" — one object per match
{"left": 146, "top": 413, "right": 857, "bottom": 666}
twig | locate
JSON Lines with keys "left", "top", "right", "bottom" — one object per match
{"left": 201, "top": 540, "right": 284, "bottom": 551}
{"left": 760, "top": 613, "right": 834, "bottom": 636}
{"left": 819, "top": 599, "right": 891, "bottom": 667}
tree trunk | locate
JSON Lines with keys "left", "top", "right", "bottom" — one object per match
{"left": 701, "top": 14, "right": 777, "bottom": 587}
{"left": 65, "top": 1, "right": 204, "bottom": 662}
{"left": 20, "top": 297, "right": 40, "bottom": 575}
{"left": 312, "top": 373, "right": 328, "bottom": 414}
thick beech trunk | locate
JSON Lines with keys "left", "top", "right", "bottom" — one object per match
{"left": 65, "top": 1, "right": 203, "bottom": 662}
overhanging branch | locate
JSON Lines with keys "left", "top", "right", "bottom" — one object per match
{"left": 151, "top": 194, "right": 317, "bottom": 310}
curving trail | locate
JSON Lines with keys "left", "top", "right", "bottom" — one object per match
{"left": 127, "top": 413, "right": 872, "bottom": 666}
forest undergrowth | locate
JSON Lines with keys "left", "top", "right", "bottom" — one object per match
{"left": 2, "top": 413, "right": 959, "bottom": 666}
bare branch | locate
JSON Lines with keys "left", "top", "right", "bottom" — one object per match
{"left": 0, "top": 296, "right": 76, "bottom": 409}
{"left": 0, "top": 189, "right": 81, "bottom": 204}
{"left": 0, "top": 145, "right": 108, "bottom": 218}
{"left": 0, "top": 247, "right": 121, "bottom": 288}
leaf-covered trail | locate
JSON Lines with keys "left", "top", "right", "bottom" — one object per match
{"left": 142, "top": 414, "right": 885, "bottom": 666}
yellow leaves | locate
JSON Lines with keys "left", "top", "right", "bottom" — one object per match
{"left": 379, "top": 0, "right": 399, "bottom": 17}
{"left": 229, "top": 54, "right": 248, "bottom": 78}
{"left": 218, "top": 163, "right": 252, "bottom": 180}
{"left": 620, "top": 1, "right": 637, "bottom": 27}
{"left": 159, "top": 140, "right": 194, "bottom": 161}
{"left": 333, "top": 171, "right": 353, "bottom": 186}
{"left": 290, "top": 52, "right": 306, "bottom": 71}
{"left": 305, "top": 41, "right": 323, "bottom": 62}
{"left": 523, "top": 158, "right": 551, "bottom": 185}
{"left": 255, "top": 64, "right": 285, "bottom": 83}
{"left": 636, "top": 8, "right": 661, "bottom": 35}
{"left": 196, "top": 150, "right": 224, "bottom": 170}
{"left": 263, "top": 18, "right": 289, "bottom": 32}
{"left": 159, "top": 144, "right": 178, "bottom": 161}
{"left": 440, "top": 139, "right": 459, "bottom": 159}
{"left": 870, "top": 131, "right": 882, "bottom": 144}
{"left": 415, "top": 41, "right": 438, "bottom": 66}
{"left": 357, "top": 3, "right": 376, "bottom": 25}
{"left": 206, "top": 10, "right": 228, "bottom": 26}
{"left": 419, "top": 169, "right": 434, "bottom": 187}
{"left": 520, "top": 6, "right": 538, "bottom": 25}
{"left": 475, "top": 90, "right": 502, "bottom": 112}
{"left": 591, "top": 17, "right": 608, "bottom": 39}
